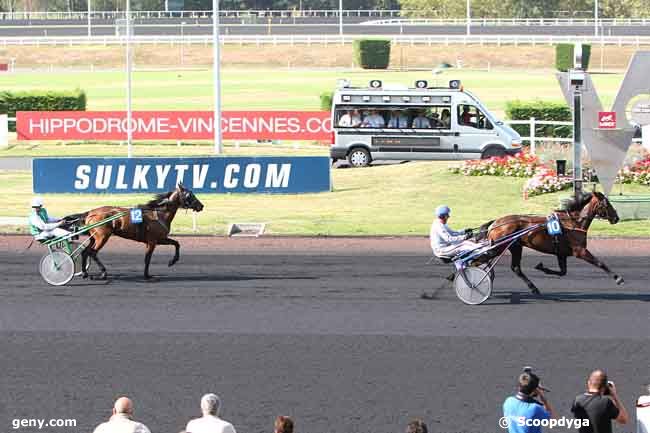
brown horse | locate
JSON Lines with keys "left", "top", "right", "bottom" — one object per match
{"left": 78, "top": 183, "right": 204, "bottom": 280}
{"left": 476, "top": 192, "right": 623, "bottom": 295}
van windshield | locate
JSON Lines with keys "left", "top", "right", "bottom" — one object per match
{"left": 335, "top": 106, "right": 452, "bottom": 129}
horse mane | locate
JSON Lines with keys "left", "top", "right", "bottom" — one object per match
{"left": 139, "top": 191, "right": 174, "bottom": 209}
{"left": 559, "top": 192, "right": 593, "bottom": 212}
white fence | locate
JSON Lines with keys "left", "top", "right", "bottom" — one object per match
{"left": 363, "top": 17, "right": 650, "bottom": 26}
{"left": 3, "top": 10, "right": 650, "bottom": 24}
{"left": 4, "top": 34, "right": 650, "bottom": 47}
{"left": 505, "top": 119, "right": 572, "bottom": 155}
{"left": 1, "top": 9, "right": 402, "bottom": 20}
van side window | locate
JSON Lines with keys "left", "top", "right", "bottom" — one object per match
{"left": 336, "top": 109, "right": 362, "bottom": 128}
{"left": 401, "top": 105, "right": 452, "bottom": 129}
{"left": 457, "top": 104, "right": 493, "bottom": 130}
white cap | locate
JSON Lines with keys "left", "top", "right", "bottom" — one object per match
{"left": 31, "top": 196, "right": 44, "bottom": 208}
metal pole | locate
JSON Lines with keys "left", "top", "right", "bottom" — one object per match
{"left": 180, "top": 21, "right": 185, "bottom": 66}
{"left": 573, "top": 90, "right": 582, "bottom": 200}
{"left": 87, "top": 0, "right": 91, "bottom": 37}
{"left": 126, "top": 0, "right": 132, "bottom": 157}
{"left": 213, "top": 0, "right": 222, "bottom": 154}
{"left": 466, "top": 0, "right": 470, "bottom": 36}
{"left": 338, "top": 0, "right": 343, "bottom": 36}
{"left": 594, "top": 0, "right": 598, "bottom": 36}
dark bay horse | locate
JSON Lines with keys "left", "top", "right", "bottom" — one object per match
{"left": 476, "top": 192, "right": 623, "bottom": 294}
{"left": 78, "top": 183, "right": 204, "bottom": 280}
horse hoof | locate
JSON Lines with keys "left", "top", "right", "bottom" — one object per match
{"left": 531, "top": 288, "right": 541, "bottom": 295}
{"left": 616, "top": 276, "right": 625, "bottom": 285}
{"left": 534, "top": 262, "right": 544, "bottom": 272}
{"left": 82, "top": 272, "right": 89, "bottom": 279}
{"left": 168, "top": 260, "right": 177, "bottom": 267}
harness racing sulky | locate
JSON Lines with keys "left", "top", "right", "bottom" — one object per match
{"left": 441, "top": 192, "right": 623, "bottom": 305}
{"left": 35, "top": 183, "right": 204, "bottom": 286}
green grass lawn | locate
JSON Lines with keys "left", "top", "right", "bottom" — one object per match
{"left": 0, "top": 68, "right": 622, "bottom": 116}
{"left": 2, "top": 162, "right": 648, "bottom": 236}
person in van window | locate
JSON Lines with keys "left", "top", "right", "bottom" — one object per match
{"left": 388, "top": 110, "right": 409, "bottom": 128}
{"left": 362, "top": 110, "right": 385, "bottom": 128}
{"left": 430, "top": 112, "right": 445, "bottom": 128}
{"left": 441, "top": 108, "right": 451, "bottom": 127}
{"left": 412, "top": 111, "right": 431, "bottom": 129}
{"left": 338, "top": 110, "right": 361, "bottom": 127}
{"left": 460, "top": 106, "right": 473, "bottom": 126}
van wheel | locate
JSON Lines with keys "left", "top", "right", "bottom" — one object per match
{"left": 481, "top": 147, "right": 506, "bottom": 159}
{"left": 348, "top": 148, "right": 371, "bottom": 167}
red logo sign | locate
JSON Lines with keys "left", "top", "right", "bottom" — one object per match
{"left": 16, "top": 111, "right": 332, "bottom": 141}
{"left": 598, "top": 111, "right": 616, "bottom": 129}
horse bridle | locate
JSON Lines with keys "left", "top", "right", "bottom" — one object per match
{"left": 178, "top": 189, "right": 200, "bottom": 209}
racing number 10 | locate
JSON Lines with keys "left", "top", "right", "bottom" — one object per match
{"left": 546, "top": 218, "right": 562, "bottom": 236}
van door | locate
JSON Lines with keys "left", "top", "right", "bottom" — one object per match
{"left": 455, "top": 104, "right": 499, "bottom": 159}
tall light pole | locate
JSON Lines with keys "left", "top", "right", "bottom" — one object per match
{"left": 213, "top": 0, "right": 222, "bottom": 154}
{"left": 180, "top": 21, "right": 185, "bottom": 66}
{"left": 126, "top": 0, "right": 133, "bottom": 157}
{"left": 87, "top": 0, "right": 91, "bottom": 37}
{"left": 466, "top": 0, "right": 470, "bottom": 36}
{"left": 594, "top": 0, "right": 599, "bottom": 36}
{"left": 339, "top": 0, "right": 343, "bottom": 37}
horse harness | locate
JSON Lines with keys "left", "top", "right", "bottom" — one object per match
{"left": 135, "top": 209, "right": 170, "bottom": 242}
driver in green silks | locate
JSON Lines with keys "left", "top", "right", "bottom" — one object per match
{"left": 28, "top": 196, "right": 70, "bottom": 241}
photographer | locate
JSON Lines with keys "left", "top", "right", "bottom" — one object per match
{"left": 571, "top": 370, "right": 629, "bottom": 433}
{"left": 503, "top": 370, "right": 556, "bottom": 433}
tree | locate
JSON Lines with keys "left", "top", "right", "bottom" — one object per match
{"left": 399, "top": 0, "right": 464, "bottom": 18}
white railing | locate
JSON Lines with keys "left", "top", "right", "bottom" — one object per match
{"left": 2, "top": 11, "right": 650, "bottom": 25}
{"left": 3, "top": 34, "right": 650, "bottom": 47}
{"left": 0, "top": 9, "right": 403, "bottom": 21}
{"left": 506, "top": 118, "right": 573, "bottom": 154}
{"left": 362, "top": 17, "right": 650, "bottom": 26}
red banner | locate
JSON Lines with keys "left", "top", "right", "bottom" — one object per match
{"left": 16, "top": 111, "right": 332, "bottom": 141}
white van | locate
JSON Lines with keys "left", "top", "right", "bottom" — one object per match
{"left": 330, "top": 79, "right": 522, "bottom": 167}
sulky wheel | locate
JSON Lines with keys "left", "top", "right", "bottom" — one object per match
{"left": 454, "top": 267, "right": 493, "bottom": 305}
{"left": 39, "top": 251, "right": 75, "bottom": 286}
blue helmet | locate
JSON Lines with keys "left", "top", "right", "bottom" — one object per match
{"left": 435, "top": 205, "right": 451, "bottom": 217}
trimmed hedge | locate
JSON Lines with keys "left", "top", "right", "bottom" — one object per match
{"left": 320, "top": 91, "right": 333, "bottom": 111}
{"left": 505, "top": 100, "right": 572, "bottom": 139}
{"left": 353, "top": 39, "right": 391, "bottom": 70}
{"left": 0, "top": 89, "right": 86, "bottom": 132}
{"left": 555, "top": 43, "right": 591, "bottom": 71}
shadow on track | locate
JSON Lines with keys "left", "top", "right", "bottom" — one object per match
{"left": 95, "top": 273, "right": 319, "bottom": 284}
{"left": 489, "top": 291, "right": 650, "bottom": 304}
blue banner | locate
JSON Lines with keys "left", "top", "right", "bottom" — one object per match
{"left": 33, "top": 156, "right": 331, "bottom": 194}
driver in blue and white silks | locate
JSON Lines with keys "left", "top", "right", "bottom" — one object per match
{"left": 430, "top": 205, "right": 481, "bottom": 259}
{"left": 28, "top": 196, "right": 70, "bottom": 241}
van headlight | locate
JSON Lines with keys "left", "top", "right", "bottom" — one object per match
{"left": 511, "top": 139, "right": 522, "bottom": 148}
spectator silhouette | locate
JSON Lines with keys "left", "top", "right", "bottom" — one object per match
{"left": 571, "top": 370, "right": 628, "bottom": 433}
{"left": 92, "top": 396, "right": 151, "bottom": 433}
{"left": 186, "top": 393, "right": 236, "bottom": 433}
{"left": 274, "top": 416, "right": 294, "bottom": 433}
